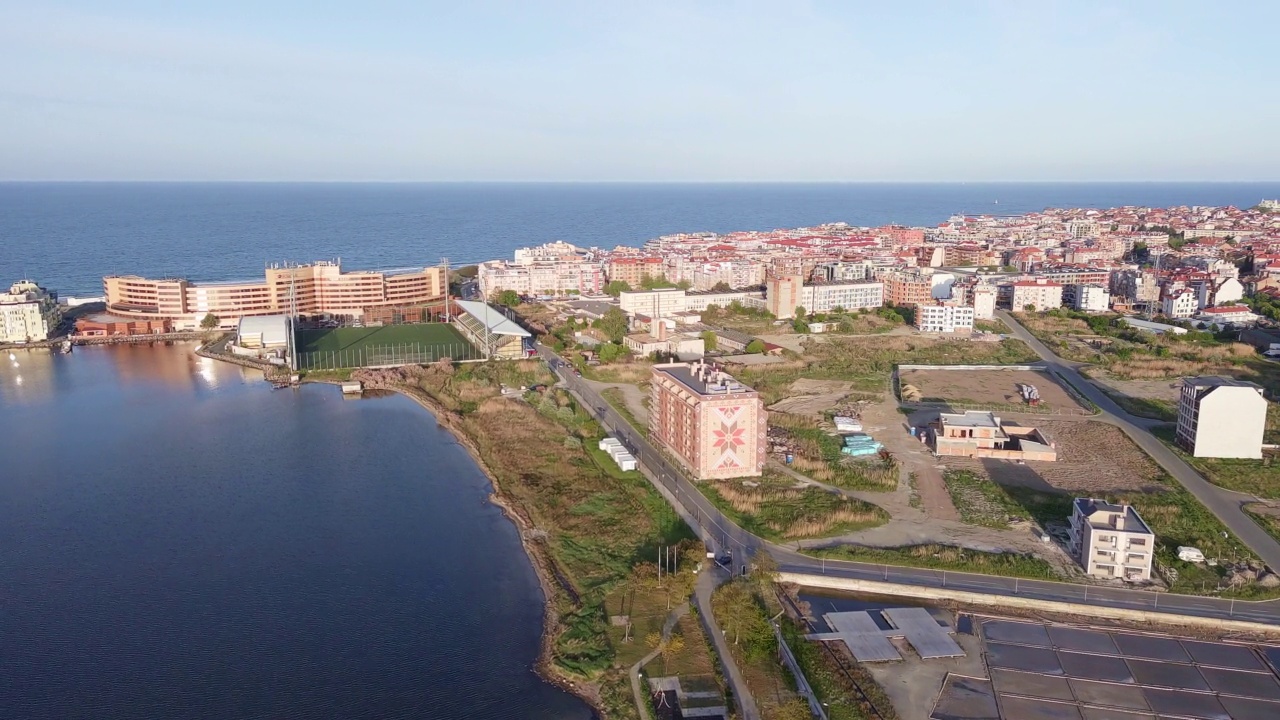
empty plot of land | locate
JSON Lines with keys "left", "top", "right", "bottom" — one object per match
{"left": 945, "top": 420, "right": 1164, "bottom": 494}
{"left": 899, "top": 368, "right": 1086, "bottom": 412}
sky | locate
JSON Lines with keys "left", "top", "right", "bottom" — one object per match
{"left": 0, "top": 1, "right": 1276, "bottom": 182}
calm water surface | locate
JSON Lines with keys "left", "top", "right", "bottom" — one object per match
{"left": 0, "top": 344, "right": 594, "bottom": 719}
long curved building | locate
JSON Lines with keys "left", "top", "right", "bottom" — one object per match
{"left": 103, "top": 261, "right": 446, "bottom": 330}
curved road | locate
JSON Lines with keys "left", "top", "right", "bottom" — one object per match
{"left": 538, "top": 344, "right": 1280, "bottom": 634}
{"left": 994, "top": 310, "right": 1280, "bottom": 570}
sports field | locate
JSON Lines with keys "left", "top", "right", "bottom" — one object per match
{"left": 296, "top": 324, "right": 479, "bottom": 369}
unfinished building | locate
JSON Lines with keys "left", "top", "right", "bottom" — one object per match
{"left": 930, "top": 410, "right": 1057, "bottom": 462}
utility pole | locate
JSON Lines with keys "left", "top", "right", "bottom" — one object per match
{"left": 440, "top": 257, "right": 451, "bottom": 323}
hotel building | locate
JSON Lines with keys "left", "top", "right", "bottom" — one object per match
{"left": 649, "top": 362, "right": 766, "bottom": 480}
{"left": 103, "top": 261, "right": 446, "bottom": 330}
{"left": 0, "top": 280, "right": 62, "bottom": 343}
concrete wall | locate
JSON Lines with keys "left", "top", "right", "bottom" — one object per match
{"left": 1193, "top": 386, "right": 1266, "bottom": 459}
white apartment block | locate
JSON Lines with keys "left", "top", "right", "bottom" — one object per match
{"left": 767, "top": 276, "right": 883, "bottom": 319}
{"left": 915, "top": 304, "right": 974, "bottom": 334}
{"left": 1069, "top": 498, "right": 1155, "bottom": 581}
{"left": 1066, "top": 284, "right": 1111, "bottom": 313}
{"left": 1161, "top": 289, "right": 1197, "bottom": 319}
{"left": 971, "top": 285, "right": 997, "bottom": 320}
{"left": 513, "top": 241, "right": 583, "bottom": 264}
{"left": 1176, "top": 376, "right": 1266, "bottom": 459}
{"left": 0, "top": 280, "right": 61, "bottom": 343}
{"left": 1009, "top": 280, "right": 1064, "bottom": 311}
{"left": 477, "top": 259, "right": 604, "bottom": 299}
{"left": 687, "top": 261, "right": 765, "bottom": 291}
{"left": 620, "top": 288, "right": 765, "bottom": 318}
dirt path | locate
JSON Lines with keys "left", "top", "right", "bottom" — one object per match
{"left": 585, "top": 379, "right": 650, "bottom": 425}
{"left": 859, "top": 392, "right": 961, "bottom": 521}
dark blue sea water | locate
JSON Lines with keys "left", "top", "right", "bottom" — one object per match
{"left": 3, "top": 182, "right": 1279, "bottom": 296}
{"left": 0, "top": 345, "right": 594, "bottom": 720}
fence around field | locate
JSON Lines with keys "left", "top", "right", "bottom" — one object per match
{"left": 892, "top": 363, "right": 1096, "bottom": 416}
{"left": 297, "top": 341, "right": 482, "bottom": 370}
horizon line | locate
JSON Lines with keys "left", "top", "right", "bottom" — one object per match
{"left": 2, "top": 179, "right": 1279, "bottom": 185}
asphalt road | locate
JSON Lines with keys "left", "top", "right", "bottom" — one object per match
{"left": 537, "top": 343, "right": 1280, "bottom": 629}
{"left": 995, "top": 310, "right": 1280, "bottom": 570}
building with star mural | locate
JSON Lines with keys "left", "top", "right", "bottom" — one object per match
{"left": 648, "top": 361, "right": 767, "bottom": 480}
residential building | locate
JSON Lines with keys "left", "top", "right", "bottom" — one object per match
{"left": 1112, "top": 269, "right": 1160, "bottom": 305}
{"left": 606, "top": 257, "right": 665, "bottom": 287}
{"left": 1160, "top": 288, "right": 1197, "bottom": 319}
{"left": 1008, "top": 279, "right": 1064, "bottom": 311}
{"left": 1068, "top": 499, "right": 1155, "bottom": 581}
{"left": 1065, "top": 284, "right": 1111, "bottom": 313}
{"left": 929, "top": 411, "right": 1057, "bottom": 461}
{"left": 649, "top": 361, "right": 766, "bottom": 480}
{"left": 1176, "top": 376, "right": 1266, "bottom": 459}
{"left": 1194, "top": 305, "right": 1257, "bottom": 328}
{"left": 0, "top": 280, "right": 61, "bottom": 343}
{"left": 623, "top": 319, "right": 705, "bottom": 360}
{"left": 768, "top": 276, "right": 884, "bottom": 319}
{"left": 477, "top": 258, "right": 604, "bottom": 299}
{"left": 915, "top": 303, "right": 974, "bottom": 334}
{"left": 881, "top": 268, "right": 936, "bottom": 307}
{"left": 970, "top": 285, "right": 997, "bottom": 320}
{"left": 620, "top": 288, "right": 688, "bottom": 318}
{"left": 104, "top": 262, "right": 446, "bottom": 330}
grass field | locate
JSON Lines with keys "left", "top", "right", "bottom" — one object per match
{"left": 296, "top": 324, "right": 479, "bottom": 368}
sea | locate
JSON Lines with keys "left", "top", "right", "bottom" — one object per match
{"left": 3, "top": 182, "right": 1280, "bottom": 718}
{"left": 3, "top": 182, "right": 1280, "bottom": 296}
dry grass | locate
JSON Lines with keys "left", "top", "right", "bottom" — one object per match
{"left": 770, "top": 412, "right": 898, "bottom": 491}
{"left": 709, "top": 479, "right": 887, "bottom": 539}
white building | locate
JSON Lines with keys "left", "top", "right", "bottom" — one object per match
{"left": 477, "top": 259, "right": 605, "bottom": 299}
{"left": 766, "top": 275, "right": 883, "bottom": 319}
{"left": 1161, "top": 289, "right": 1198, "bottom": 319}
{"left": 1009, "top": 280, "right": 1064, "bottom": 311}
{"left": 0, "top": 280, "right": 61, "bottom": 343}
{"left": 1194, "top": 305, "right": 1257, "bottom": 328}
{"left": 970, "top": 285, "right": 997, "bottom": 320}
{"left": 915, "top": 303, "right": 975, "bottom": 334}
{"left": 1068, "top": 498, "right": 1155, "bottom": 581}
{"left": 1196, "top": 276, "right": 1244, "bottom": 309}
{"left": 1176, "top": 376, "right": 1267, "bottom": 459}
{"left": 619, "top": 288, "right": 765, "bottom": 318}
{"left": 1066, "top": 284, "right": 1111, "bottom": 313}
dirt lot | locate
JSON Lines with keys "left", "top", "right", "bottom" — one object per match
{"left": 941, "top": 420, "right": 1164, "bottom": 495}
{"left": 766, "top": 379, "right": 857, "bottom": 415}
{"left": 1087, "top": 374, "right": 1183, "bottom": 402}
{"left": 899, "top": 368, "right": 1087, "bottom": 414}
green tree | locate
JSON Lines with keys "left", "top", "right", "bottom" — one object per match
{"left": 1023, "top": 303, "right": 1037, "bottom": 313}
{"left": 792, "top": 318, "right": 809, "bottom": 333}
{"left": 794, "top": 305, "right": 807, "bottom": 319}
{"left": 200, "top": 313, "right": 220, "bottom": 330}
{"left": 830, "top": 305, "right": 845, "bottom": 315}
{"left": 598, "top": 342, "right": 626, "bottom": 363}
{"left": 711, "top": 281, "right": 732, "bottom": 292}
{"left": 595, "top": 307, "right": 629, "bottom": 342}
{"left": 639, "top": 273, "right": 680, "bottom": 290}
{"left": 493, "top": 289, "right": 522, "bottom": 307}
{"left": 603, "top": 280, "right": 631, "bottom": 297}
{"left": 745, "top": 339, "right": 766, "bottom": 354}
{"left": 700, "top": 331, "right": 718, "bottom": 351}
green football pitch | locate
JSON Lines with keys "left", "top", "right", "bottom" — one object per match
{"left": 295, "top": 324, "right": 479, "bottom": 368}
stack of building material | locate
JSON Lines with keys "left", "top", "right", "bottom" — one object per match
{"left": 841, "top": 434, "right": 883, "bottom": 456}
{"left": 833, "top": 416, "right": 863, "bottom": 433}
{"left": 599, "top": 437, "right": 638, "bottom": 472}
{"left": 1019, "top": 383, "right": 1041, "bottom": 406}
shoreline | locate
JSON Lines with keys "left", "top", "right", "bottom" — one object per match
{"left": 303, "top": 375, "right": 604, "bottom": 716}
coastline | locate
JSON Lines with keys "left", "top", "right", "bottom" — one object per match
{"left": 304, "top": 375, "right": 604, "bottom": 715}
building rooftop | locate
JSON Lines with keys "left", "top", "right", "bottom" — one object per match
{"left": 453, "top": 300, "right": 532, "bottom": 337}
{"left": 654, "top": 362, "right": 755, "bottom": 397}
{"left": 939, "top": 410, "right": 1001, "bottom": 428}
{"left": 1074, "top": 498, "right": 1153, "bottom": 536}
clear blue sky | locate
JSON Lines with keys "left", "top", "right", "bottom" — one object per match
{"left": 1, "top": 1, "right": 1276, "bottom": 181}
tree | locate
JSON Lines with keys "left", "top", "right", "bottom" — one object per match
{"left": 792, "top": 318, "right": 809, "bottom": 333}
{"left": 711, "top": 281, "right": 732, "bottom": 292}
{"left": 831, "top": 305, "right": 845, "bottom": 315}
{"left": 598, "top": 342, "right": 627, "bottom": 363}
{"left": 794, "top": 305, "right": 807, "bottom": 320}
{"left": 639, "top": 273, "right": 679, "bottom": 290}
{"left": 493, "top": 289, "right": 521, "bottom": 307}
{"left": 660, "top": 634, "right": 685, "bottom": 673}
{"left": 745, "top": 339, "right": 766, "bottom": 354}
{"left": 604, "top": 280, "right": 631, "bottom": 297}
{"left": 595, "top": 307, "right": 629, "bottom": 343}
{"left": 700, "top": 331, "right": 718, "bottom": 351}
{"left": 200, "top": 313, "right": 220, "bottom": 330}
{"left": 1023, "top": 303, "right": 1037, "bottom": 313}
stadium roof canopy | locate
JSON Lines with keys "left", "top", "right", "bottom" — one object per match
{"left": 454, "top": 300, "right": 531, "bottom": 337}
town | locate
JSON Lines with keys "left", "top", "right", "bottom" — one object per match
{"left": 8, "top": 199, "right": 1280, "bottom": 720}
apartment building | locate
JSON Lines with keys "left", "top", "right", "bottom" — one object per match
{"left": 915, "top": 303, "right": 974, "bottom": 334}
{"left": 971, "top": 285, "right": 997, "bottom": 320}
{"left": 1008, "top": 280, "right": 1064, "bottom": 311}
{"left": 1069, "top": 499, "right": 1155, "bottom": 581}
{"left": 881, "top": 269, "right": 936, "bottom": 307}
{"left": 930, "top": 411, "right": 1057, "bottom": 461}
{"left": 1176, "top": 376, "right": 1266, "bottom": 459}
{"left": 1064, "top": 284, "right": 1111, "bottom": 312}
{"left": 0, "top": 280, "right": 62, "bottom": 343}
{"left": 104, "top": 262, "right": 445, "bottom": 330}
{"left": 477, "top": 259, "right": 604, "bottom": 298}
{"left": 606, "top": 257, "right": 665, "bottom": 287}
{"left": 1160, "top": 288, "right": 1198, "bottom": 319}
{"left": 766, "top": 275, "right": 883, "bottom": 319}
{"left": 649, "top": 362, "right": 766, "bottom": 480}
{"left": 1112, "top": 269, "right": 1161, "bottom": 304}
